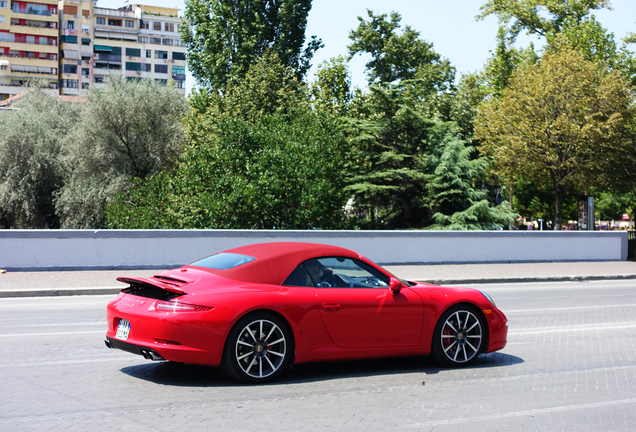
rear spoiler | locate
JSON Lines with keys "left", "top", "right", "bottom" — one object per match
{"left": 116, "top": 277, "right": 185, "bottom": 295}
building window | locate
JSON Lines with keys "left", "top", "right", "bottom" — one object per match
{"left": 155, "top": 78, "right": 167, "bottom": 85}
{"left": 173, "top": 39, "right": 185, "bottom": 47}
{"left": 96, "top": 17, "right": 105, "bottom": 25}
{"left": 82, "top": 82, "right": 89, "bottom": 89}
{"left": 61, "top": 35, "right": 77, "bottom": 44}
{"left": 153, "top": 21, "right": 161, "bottom": 30}
{"left": 164, "top": 23, "right": 174, "bottom": 32}
{"left": 67, "top": 20, "right": 75, "bottom": 30}
{"left": 126, "top": 48, "right": 141, "bottom": 57}
{"left": 174, "top": 80, "right": 185, "bottom": 89}
{"left": 82, "top": 68, "right": 89, "bottom": 76}
{"left": 94, "top": 77, "right": 104, "bottom": 83}
{"left": 82, "top": 9, "right": 89, "bottom": 17}
{"left": 140, "top": 20, "right": 149, "bottom": 30}
{"left": 82, "top": 24, "right": 90, "bottom": 34}
{"left": 62, "top": 79, "right": 78, "bottom": 88}
{"left": 63, "top": 64, "right": 77, "bottom": 74}
{"left": 81, "top": 38, "right": 90, "bottom": 46}
{"left": 138, "top": 36, "right": 148, "bottom": 43}
{"left": 140, "top": 63, "right": 151, "bottom": 72}
{"left": 162, "top": 38, "right": 173, "bottom": 46}
{"left": 0, "top": 15, "right": 4, "bottom": 23}
{"left": 0, "top": 65, "right": 6, "bottom": 70}
{"left": 0, "top": 2, "right": 7, "bottom": 8}
{"left": 126, "top": 62, "right": 141, "bottom": 71}
{"left": 155, "top": 64, "right": 167, "bottom": 74}
{"left": 150, "top": 37, "right": 161, "bottom": 45}
{"left": 62, "top": 5, "right": 77, "bottom": 15}
{"left": 145, "top": 49, "right": 151, "bottom": 58}
{"left": 125, "top": 20, "right": 134, "bottom": 28}
{"left": 172, "top": 51, "right": 185, "bottom": 61}
{"left": 154, "top": 50, "right": 168, "bottom": 59}
{"left": 172, "top": 65, "right": 185, "bottom": 75}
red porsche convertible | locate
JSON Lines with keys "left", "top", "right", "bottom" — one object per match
{"left": 105, "top": 242, "right": 508, "bottom": 383}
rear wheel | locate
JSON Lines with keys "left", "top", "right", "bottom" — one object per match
{"left": 431, "top": 305, "right": 485, "bottom": 367}
{"left": 221, "top": 312, "right": 292, "bottom": 383}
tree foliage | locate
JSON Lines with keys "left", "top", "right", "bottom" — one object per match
{"left": 0, "top": 89, "right": 78, "bottom": 228}
{"left": 182, "top": 0, "right": 322, "bottom": 89}
{"left": 477, "top": 0, "right": 611, "bottom": 40}
{"left": 55, "top": 79, "right": 188, "bottom": 228}
{"left": 477, "top": 45, "right": 636, "bottom": 229}
{"left": 107, "top": 56, "right": 348, "bottom": 229}
{"left": 348, "top": 10, "right": 455, "bottom": 90}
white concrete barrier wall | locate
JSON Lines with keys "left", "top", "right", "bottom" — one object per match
{"left": 0, "top": 230, "right": 628, "bottom": 271}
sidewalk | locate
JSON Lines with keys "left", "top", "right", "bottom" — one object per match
{"left": 1, "top": 261, "right": 636, "bottom": 298}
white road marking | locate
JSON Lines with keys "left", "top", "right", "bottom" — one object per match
{"left": 4, "top": 321, "right": 105, "bottom": 328}
{"left": 408, "top": 398, "right": 636, "bottom": 427}
{"left": 0, "top": 330, "right": 105, "bottom": 337}
{"left": 0, "top": 356, "right": 138, "bottom": 368}
{"left": 509, "top": 322, "right": 636, "bottom": 335}
{"left": 505, "top": 303, "right": 636, "bottom": 313}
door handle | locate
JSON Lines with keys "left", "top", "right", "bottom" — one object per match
{"left": 322, "top": 302, "right": 341, "bottom": 312}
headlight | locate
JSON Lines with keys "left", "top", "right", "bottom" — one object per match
{"left": 479, "top": 290, "right": 497, "bottom": 308}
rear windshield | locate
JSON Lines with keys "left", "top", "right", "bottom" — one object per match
{"left": 189, "top": 253, "right": 256, "bottom": 270}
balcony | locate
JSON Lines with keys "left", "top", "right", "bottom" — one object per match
{"left": 94, "top": 24, "right": 137, "bottom": 34}
{"left": 94, "top": 8, "right": 135, "bottom": 18}
{"left": 10, "top": 65, "right": 58, "bottom": 75}
{"left": 10, "top": 21, "right": 58, "bottom": 29}
{"left": 11, "top": 8, "right": 57, "bottom": 20}
{"left": 94, "top": 54, "right": 121, "bottom": 63}
{"left": 1, "top": 53, "right": 57, "bottom": 62}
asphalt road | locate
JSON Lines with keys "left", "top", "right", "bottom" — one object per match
{"left": 1, "top": 279, "right": 636, "bottom": 431}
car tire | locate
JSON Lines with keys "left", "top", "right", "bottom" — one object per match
{"left": 431, "top": 305, "right": 486, "bottom": 368}
{"left": 221, "top": 312, "right": 293, "bottom": 383}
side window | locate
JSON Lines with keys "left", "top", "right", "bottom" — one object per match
{"left": 306, "top": 257, "right": 389, "bottom": 288}
{"left": 282, "top": 263, "right": 314, "bottom": 287}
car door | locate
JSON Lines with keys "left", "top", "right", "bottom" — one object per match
{"left": 308, "top": 257, "right": 423, "bottom": 348}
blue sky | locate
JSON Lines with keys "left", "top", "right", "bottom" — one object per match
{"left": 97, "top": 0, "right": 636, "bottom": 93}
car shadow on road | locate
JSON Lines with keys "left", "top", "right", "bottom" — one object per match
{"left": 119, "top": 352, "right": 524, "bottom": 387}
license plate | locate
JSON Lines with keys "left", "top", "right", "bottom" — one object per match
{"left": 115, "top": 319, "right": 130, "bottom": 340}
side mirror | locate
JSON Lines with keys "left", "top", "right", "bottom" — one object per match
{"left": 389, "top": 277, "right": 403, "bottom": 294}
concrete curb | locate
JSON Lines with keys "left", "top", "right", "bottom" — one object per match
{"left": 424, "top": 274, "right": 636, "bottom": 286}
{"left": 0, "top": 287, "right": 121, "bottom": 298}
{"left": 2, "top": 273, "right": 636, "bottom": 298}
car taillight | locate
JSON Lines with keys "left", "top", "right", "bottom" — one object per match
{"left": 155, "top": 300, "right": 214, "bottom": 312}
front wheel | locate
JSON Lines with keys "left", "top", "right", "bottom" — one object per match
{"left": 221, "top": 312, "right": 292, "bottom": 383}
{"left": 431, "top": 305, "right": 486, "bottom": 367}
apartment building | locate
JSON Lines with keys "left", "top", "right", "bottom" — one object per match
{"left": 0, "top": 0, "right": 60, "bottom": 100}
{"left": 58, "top": 1, "right": 186, "bottom": 96}
{"left": 1, "top": 1, "right": 185, "bottom": 100}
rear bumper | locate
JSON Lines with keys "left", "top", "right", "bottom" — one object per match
{"left": 105, "top": 337, "right": 164, "bottom": 361}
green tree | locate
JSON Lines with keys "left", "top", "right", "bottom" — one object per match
{"left": 182, "top": 0, "right": 322, "bottom": 89}
{"left": 311, "top": 56, "right": 352, "bottom": 116}
{"left": 476, "top": 45, "right": 636, "bottom": 229}
{"left": 0, "top": 89, "right": 77, "bottom": 228}
{"left": 107, "top": 56, "right": 349, "bottom": 229}
{"left": 56, "top": 78, "right": 188, "bottom": 228}
{"left": 344, "top": 84, "right": 441, "bottom": 229}
{"left": 477, "top": 0, "right": 611, "bottom": 41}
{"left": 348, "top": 10, "right": 455, "bottom": 90}
{"left": 426, "top": 126, "right": 518, "bottom": 230}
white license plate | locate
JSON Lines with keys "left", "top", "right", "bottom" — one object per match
{"left": 115, "top": 319, "right": 130, "bottom": 340}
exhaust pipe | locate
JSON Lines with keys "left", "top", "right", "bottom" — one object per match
{"left": 104, "top": 339, "right": 112, "bottom": 349}
{"left": 141, "top": 349, "right": 164, "bottom": 361}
